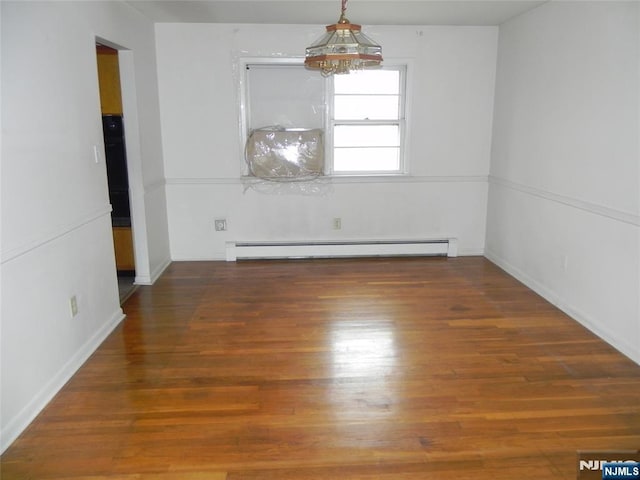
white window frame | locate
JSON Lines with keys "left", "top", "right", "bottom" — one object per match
{"left": 327, "top": 65, "right": 408, "bottom": 176}
{"left": 238, "top": 57, "right": 410, "bottom": 178}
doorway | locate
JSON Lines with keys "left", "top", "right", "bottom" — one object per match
{"left": 96, "top": 43, "right": 137, "bottom": 303}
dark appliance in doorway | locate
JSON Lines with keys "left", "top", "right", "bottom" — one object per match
{"left": 102, "top": 115, "right": 130, "bottom": 226}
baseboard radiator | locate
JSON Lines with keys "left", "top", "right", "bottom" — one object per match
{"left": 226, "top": 239, "right": 457, "bottom": 261}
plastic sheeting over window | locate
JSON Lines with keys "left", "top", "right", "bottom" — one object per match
{"left": 245, "top": 126, "right": 324, "bottom": 180}
{"left": 239, "top": 62, "right": 330, "bottom": 194}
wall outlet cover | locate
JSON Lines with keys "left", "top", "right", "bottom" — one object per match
{"left": 214, "top": 219, "right": 227, "bottom": 231}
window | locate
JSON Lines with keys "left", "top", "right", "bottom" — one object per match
{"left": 331, "top": 67, "right": 406, "bottom": 175}
{"left": 241, "top": 60, "right": 406, "bottom": 178}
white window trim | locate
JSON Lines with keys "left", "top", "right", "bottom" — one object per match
{"left": 238, "top": 57, "right": 412, "bottom": 179}
{"left": 328, "top": 63, "right": 409, "bottom": 177}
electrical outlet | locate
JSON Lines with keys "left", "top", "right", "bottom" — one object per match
{"left": 70, "top": 295, "right": 78, "bottom": 317}
{"left": 214, "top": 219, "right": 227, "bottom": 231}
{"left": 333, "top": 218, "right": 342, "bottom": 230}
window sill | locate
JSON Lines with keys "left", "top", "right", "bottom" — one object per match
{"left": 240, "top": 174, "right": 477, "bottom": 184}
{"left": 167, "top": 175, "right": 488, "bottom": 185}
{"left": 241, "top": 174, "right": 408, "bottom": 184}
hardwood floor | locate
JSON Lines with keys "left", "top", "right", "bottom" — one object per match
{"left": 2, "top": 257, "right": 639, "bottom": 479}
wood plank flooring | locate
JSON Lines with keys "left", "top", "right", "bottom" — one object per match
{"left": 2, "top": 257, "right": 639, "bottom": 479}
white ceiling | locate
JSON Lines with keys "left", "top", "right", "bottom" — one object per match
{"left": 123, "top": 0, "right": 547, "bottom": 26}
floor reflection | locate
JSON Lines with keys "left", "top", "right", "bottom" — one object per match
{"left": 328, "top": 319, "right": 399, "bottom": 430}
{"left": 330, "top": 321, "right": 397, "bottom": 378}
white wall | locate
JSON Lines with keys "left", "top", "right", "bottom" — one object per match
{"left": 0, "top": 1, "right": 170, "bottom": 452}
{"left": 1, "top": 0, "right": 637, "bottom": 458}
{"left": 486, "top": 2, "right": 640, "bottom": 363}
{"left": 155, "top": 24, "right": 498, "bottom": 259}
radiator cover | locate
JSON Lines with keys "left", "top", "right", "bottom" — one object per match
{"left": 226, "top": 239, "right": 457, "bottom": 261}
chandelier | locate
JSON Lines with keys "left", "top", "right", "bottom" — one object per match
{"left": 304, "top": 0, "right": 383, "bottom": 76}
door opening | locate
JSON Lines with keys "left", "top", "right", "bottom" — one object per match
{"left": 96, "top": 43, "right": 136, "bottom": 303}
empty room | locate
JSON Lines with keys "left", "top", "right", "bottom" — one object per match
{"left": 1, "top": 1, "right": 639, "bottom": 479}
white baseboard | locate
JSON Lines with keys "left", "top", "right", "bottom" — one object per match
{"left": 485, "top": 249, "right": 640, "bottom": 366}
{"left": 457, "top": 248, "right": 485, "bottom": 257}
{"left": 0, "top": 308, "right": 126, "bottom": 454}
{"left": 169, "top": 255, "right": 228, "bottom": 261}
{"left": 136, "top": 256, "right": 171, "bottom": 285}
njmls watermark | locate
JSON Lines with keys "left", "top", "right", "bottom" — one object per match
{"left": 578, "top": 450, "right": 640, "bottom": 479}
